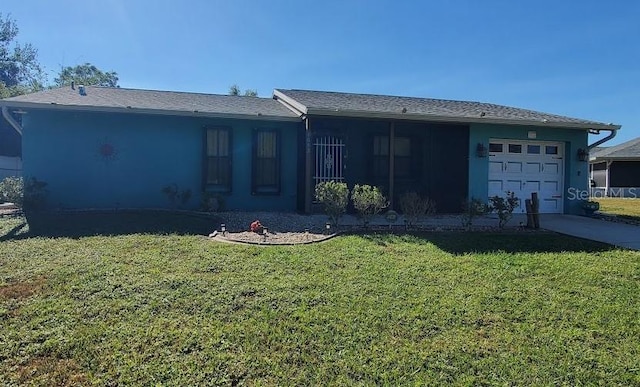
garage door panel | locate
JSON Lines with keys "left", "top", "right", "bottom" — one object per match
{"left": 543, "top": 163, "right": 560, "bottom": 175}
{"left": 542, "top": 180, "right": 560, "bottom": 193}
{"left": 489, "top": 161, "right": 503, "bottom": 174}
{"left": 525, "top": 162, "right": 542, "bottom": 174}
{"left": 488, "top": 180, "right": 503, "bottom": 193}
{"left": 506, "top": 162, "right": 522, "bottom": 173}
{"left": 505, "top": 180, "right": 522, "bottom": 192}
{"left": 542, "top": 198, "right": 562, "bottom": 212}
{"left": 524, "top": 181, "right": 541, "bottom": 192}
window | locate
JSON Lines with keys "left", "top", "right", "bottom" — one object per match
{"left": 545, "top": 145, "right": 558, "bottom": 155}
{"left": 527, "top": 145, "right": 541, "bottom": 154}
{"left": 204, "top": 127, "right": 231, "bottom": 191}
{"left": 252, "top": 129, "right": 280, "bottom": 194}
{"left": 371, "top": 135, "right": 413, "bottom": 178}
{"left": 508, "top": 144, "right": 522, "bottom": 153}
{"left": 372, "top": 135, "right": 389, "bottom": 178}
{"left": 489, "top": 143, "right": 503, "bottom": 153}
{"left": 394, "top": 137, "right": 412, "bottom": 178}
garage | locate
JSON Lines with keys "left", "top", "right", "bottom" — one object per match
{"left": 488, "top": 139, "right": 564, "bottom": 213}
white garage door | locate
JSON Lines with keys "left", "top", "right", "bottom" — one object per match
{"left": 488, "top": 139, "right": 564, "bottom": 213}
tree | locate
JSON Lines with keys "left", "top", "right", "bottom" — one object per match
{"left": 228, "top": 84, "right": 257, "bottom": 97}
{"left": 54, "top": 63, "right": 119, "bottom": 87}
{"left": 0, "top": 13, "right": 45, "bottom": 97}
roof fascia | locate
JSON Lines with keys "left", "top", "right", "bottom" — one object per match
{"left": 590, "top": 156, "right": 640, "bottom": 162}
{"left": 305, "top": 108, "right": 621, "bottom": 131}
{"left": 0, "top": 101, "right": 302, "bottom": 122}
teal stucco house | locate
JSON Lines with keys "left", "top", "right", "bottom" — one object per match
{"left": 0, "top": 86, "right": 620, "bottom": 214}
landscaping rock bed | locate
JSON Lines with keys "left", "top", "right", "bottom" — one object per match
{"left": 217, "top": 230, "right": 334, "bottom": 245}
{"left": 210, "top": 211, "right": 537, "bottom": 245}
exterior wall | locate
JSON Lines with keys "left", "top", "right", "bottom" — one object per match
{"left": 468, "top": 123, "right": 589, "bottom": 214}
{"left": 22, "top": 110, "right": 301, "bottom": 211}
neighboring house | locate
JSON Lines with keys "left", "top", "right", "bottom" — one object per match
{"left": 0, "top": 86, "right": 620, "bottom": 214}
{"left": 589, "top": 137, "right": 640, "bottom": 197}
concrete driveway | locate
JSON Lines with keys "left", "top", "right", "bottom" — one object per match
{"left": 539, "top": 214, "right": 640, "bottom": 250}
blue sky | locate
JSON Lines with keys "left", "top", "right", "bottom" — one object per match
{"left": 5, "top": 0, "right": 639, "bottom": 145}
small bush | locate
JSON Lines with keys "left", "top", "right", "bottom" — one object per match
{"left": 461, "top": 197, "right": 488, "bottom": 230}
{"left": 201, "top": 192, "right": 225, "bottom": 212}
{"left": 161, "top": 184, "right": 192, "bottom": 208}
{"left": 351, "top": 184, "right": 388, "bottom": 227}
{"left": 315, "top": 181, "right": 349, "bottom": 227}
{"left": 0, "top": 176, "right": 24, "bottom": 205}
{"left": 488, "top": 191, "right": 520, "bottom": 229}
{"left": 399, "top": 191, "right": 436, "bottom": 227}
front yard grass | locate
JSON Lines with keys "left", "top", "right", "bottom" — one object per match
{"left": 1, "top": 213, "right": 639, "bottom": 385}
{"left": 595, "top": 197, "right": 640, "bottom": 221}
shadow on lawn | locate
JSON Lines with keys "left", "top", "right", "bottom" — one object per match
{"left": 1, "top": 211, "right": 219, "bottom": 240}
{"left": 357, "top": 231, "right": 617, "bottom": 254}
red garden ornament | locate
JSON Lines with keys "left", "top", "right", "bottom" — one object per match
{"left": 250, "top": 220, "right": 263, "bottom": 233}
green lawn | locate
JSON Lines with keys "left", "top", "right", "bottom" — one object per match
{"left": 595, "top": 197, "right": 640, "bottom": 221}
{"left": 1, "top": 213, "right": 640, "bottom": 385}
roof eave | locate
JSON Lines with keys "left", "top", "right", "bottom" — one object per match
{"left": 0, "top": 101, "right": 301, "bottom": 122}
{"left": 305, "top": 108, "right": 621, "bottom": 130}
{"left": 590, "top": 156, "right": 640, "bottom": 162}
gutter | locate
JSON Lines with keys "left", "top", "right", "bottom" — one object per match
{"left": 1, "top": 106, "right": 23, "bottom": 136}
{"left": 587, "top": 127, "right": 620, "bottom": 161}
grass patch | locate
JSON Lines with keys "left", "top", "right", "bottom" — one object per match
{"left": 1, "top": 214, "right": 640, "bottom": 385}
{"left": 595, "top": 197, "right": 640, "bottom": 222}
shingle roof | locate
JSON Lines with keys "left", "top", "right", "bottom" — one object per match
{"left": 274, "top": 89, "right": 619, "bottom": 130}
{"left": 590, "top": 137, "right": 640, "bottom": 161}
{"left": 1, "top": 86, "right": 299, "bottom": 121}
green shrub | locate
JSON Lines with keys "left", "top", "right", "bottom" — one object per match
{"left": 201, "top": 192, "right": 225, "bottom": 212}
{"left": 23, "top": 177, "right": 48, "bottom": 210}
{"left": 461, "top": 197, "right": 488, "bottom": 230}
{"left": 161, "top": 184, "right": 192, "bottom": 208}
{"left": 0, "top": 176, "right": 23, "bottom": 205}
{"left": 314, "top": 181, "right": 349, "bottom": 227}
{"left": 488, "top": 191, "right": 520, "bottom": 228}
{"left": 399, "top": 191, "right": 436, "bottom": 227}
{"left": 351, "top": 184, "right": 388, "bottom": 227}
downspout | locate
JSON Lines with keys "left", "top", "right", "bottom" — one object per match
{"left": 2, "top": 106, "right": 23, "bottom": 136}
{"left": 588, "top": 128, "right": 617, "bottom": 197}
{"left": 587, "top": 128, "right": 617, "bottom": 150}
